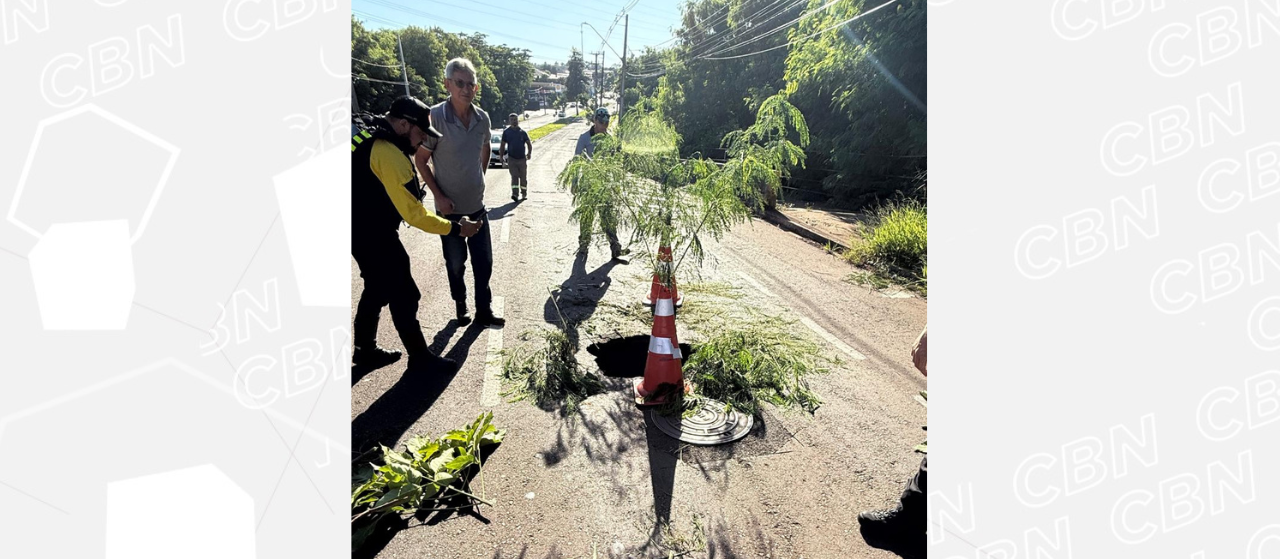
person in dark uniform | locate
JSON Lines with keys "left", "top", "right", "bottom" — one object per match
{"left": 859, "top": 327, "right": 928, "bottom": 551}
{"left": 351, "top": 96, "right": 481, "bottom": 373}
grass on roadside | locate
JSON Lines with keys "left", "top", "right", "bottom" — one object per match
{"left": 528, "top": 114, "right": 586, "bottom": 142}
{"left": 501, "top": 329, "right": 605, "bottom": 417}
{"left": 843, "top": 199, "right": 927, "bottom": 295}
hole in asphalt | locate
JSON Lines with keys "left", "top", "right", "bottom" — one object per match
{"left": 586, "top": 335, "right": 695, "bottom": 378}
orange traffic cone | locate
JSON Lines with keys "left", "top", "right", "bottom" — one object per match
{"left": 635, "top": 283, "right": 689, "bottom": 406}
{"left": 643, "top": 246, "right": 683, "bottom": 307}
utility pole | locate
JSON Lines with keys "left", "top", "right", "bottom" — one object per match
{"left": 619, "top": 14, "right": 629, "bottom": 116}
{"left": 590, "top": 51, "right": 602, "bottom": 109}
{"left": 397, "top": 33, "right": 410, "bottom": 97}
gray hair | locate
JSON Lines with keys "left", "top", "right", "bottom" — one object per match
{"left": 444, "top": 57, "right": 478, "bottom": 82}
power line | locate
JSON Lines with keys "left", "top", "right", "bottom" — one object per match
{"left": 354, "top": 75, "right": 411, "bottom": 85}
{"left": 695, "top": 0, "right": 841, "bottom": 59}
{"left": 646, "top": 4, "right": 727, "bottom": 49}
{"left": 622, "top": 0, "right": 806, "bottom": 75}
{"left": 684, "top": 0, "right": 808, "bottom": 59}
{"left": 352, "top": 57, "right": 401, "bottom": 69}
{"left": 701, "top": 0, "right": 899, "bottom": 61}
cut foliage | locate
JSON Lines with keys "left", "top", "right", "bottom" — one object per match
{"left": 502, "top": 329, "right": 605, "bottom": 416}
{"left": 681, "top": 321, "right": 833, "bottom": 416}
{"left": 351, "top": 412, "right": 505, "bottom": 551}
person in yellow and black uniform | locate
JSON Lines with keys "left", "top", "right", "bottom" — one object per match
{"left": 352, "top": 96, "right": 482, "bottom": 373}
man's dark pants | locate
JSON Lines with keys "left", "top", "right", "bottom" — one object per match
{"left": 902, "top": 456, "right": 926, "bottom": 521}
{"left": 441, "top": 209, "right": 493, "bottom": 312}
{"left": 352, "top": 234, "right": 430, "bottom": 356}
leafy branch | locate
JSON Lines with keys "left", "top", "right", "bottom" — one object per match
{"left": 350, "top": 412, "right": 505, "bottom": 550}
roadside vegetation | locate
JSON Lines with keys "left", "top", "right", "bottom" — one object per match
{"left": 527, "top": 114, "right": 585, "bottom": 142}
{"left": 843, "top": 198, "right": 927, "bottom": 294}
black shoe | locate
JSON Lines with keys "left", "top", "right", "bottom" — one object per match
{"left": 456, "top": 302, "right": 472, "bottom": 327}
{"left": 857, "top": 506, "right": 920, "bottom": 545}
{"left": 475, "top": 310, "right": 505, "bottom": 329}
{"left": 352, "top": 345, "right": 402, "bottom": 369}
{"left": 406, "top": 353, "right": 458, "bottom": 374}
{"left": 512, "top": 191, "right": 520, "bottom": 202}
{"left": 520, "top": 189, "right": 528, "bottom": 200}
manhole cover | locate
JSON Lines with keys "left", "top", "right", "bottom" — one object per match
{"left": 649, "top": 399, "right": 753, "bottom": 446}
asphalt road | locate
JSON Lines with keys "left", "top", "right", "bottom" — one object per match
{"left": 351, "top": 122, "right": 927, "bottom": 558}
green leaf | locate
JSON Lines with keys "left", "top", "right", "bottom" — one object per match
{"left": 427, "top": 448, "right": 457, "bottom": 474}
{"left": 373, "top": 483, "right": 421, "bottom": 509}
{"left": 444, "top": 452, "right": 475, "bottom": 471}
{"left": 434, "top": 471, "right": 457, "bottom": 486}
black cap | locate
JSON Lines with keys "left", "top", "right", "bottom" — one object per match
{"left": 387, "top": 96, "right": 442, "bottom": 138}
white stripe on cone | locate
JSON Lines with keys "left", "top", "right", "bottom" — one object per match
{"left": 648, "top": 335, "right": 682, "bottom": 359}
{"left": 654, "top": 298, "right": 675, "bottom": 317}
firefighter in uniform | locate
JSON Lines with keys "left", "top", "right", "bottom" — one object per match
{"left": 351, "top": 96, "right": 482, "bottom": 373}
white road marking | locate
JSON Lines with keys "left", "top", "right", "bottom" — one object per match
{"left": 737, "top": 270, "right": 864, "bottom": 361}
{"left": 798, "top": 316, "right": 867, "bottom": 361}
{"left": 481, "top": 296, "right": 505, "bottom": 406}
{"left": 736, "top": 270, "right": 776, "bottom": 298}
{"left": 500, "top": 212, "right": 513, "bottom": 243}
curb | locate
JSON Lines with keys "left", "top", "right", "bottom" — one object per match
{"left": 761, "top": 209, "right": 848, "bottom": 252}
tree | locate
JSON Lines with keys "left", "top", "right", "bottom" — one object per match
{"left": 784, "top": 0, "right": 927, "bottom": 205}
{"left": 565, "top": 49, "right": 589, "bottom": 100}
{"left": 474, "top": 40, "right": 534, "bottom": 121}
{"left": 557, "top": 93, "right": 807, "bottom": 303}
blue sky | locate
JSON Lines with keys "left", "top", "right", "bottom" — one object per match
{"left": 352, "top": 0, "right": 689, "bottom": 66}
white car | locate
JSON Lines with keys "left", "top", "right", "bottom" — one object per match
{"left": 489, "top": 130, "right": 507, "bottom": 168}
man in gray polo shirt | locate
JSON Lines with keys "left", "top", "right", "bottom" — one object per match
{"left": 416, "top": 57, "right": 505, "bottom": 329}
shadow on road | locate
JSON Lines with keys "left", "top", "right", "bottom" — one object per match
{"left": 488, "top": 200, "right": 520, "bottom": 221}
{"left": 350, "top": 320, "right": 485, "bottom": 453}
{"left": 543, "top": 253, "right": 619, "bottom": 348}
{"left": 350, "top": 357, "right": 397, "bottom": 387}
{"left": 644, "top": 412, "right": 678, "bottom": 529}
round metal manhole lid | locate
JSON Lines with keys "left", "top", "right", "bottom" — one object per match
{"left": 649, "top": 399, "right": 753, "bottom": 446}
